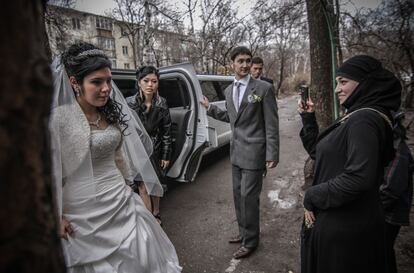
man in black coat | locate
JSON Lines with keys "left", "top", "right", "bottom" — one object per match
{"left": 250, "top": 56, "right": 274, "bottom": 85}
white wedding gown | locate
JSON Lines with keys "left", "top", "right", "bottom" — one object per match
{"left": 61, "top": 125, "right": 182, "bottom": 273}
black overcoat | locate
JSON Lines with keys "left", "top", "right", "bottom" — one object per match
{"left": 300, "top": 110, "right": 391, "bottom": 273}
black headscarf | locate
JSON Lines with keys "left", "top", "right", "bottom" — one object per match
{"left": 337, "top": 55, "right": 401, "bottom": 119}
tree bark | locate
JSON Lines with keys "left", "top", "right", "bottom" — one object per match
{"left": 276, "top": 53, "right": 285, "bottom": 95}
{"left": 132, "top": 36, "right": 138, "bottom": 69}
{"left": 334, "top": 0, "right": 343, "bottom": 65}
{"left": 305, "top": 0, "right": 335, "bottom": 128}
{"left": 0, "top": 1, "right": 66, "bottom": 272}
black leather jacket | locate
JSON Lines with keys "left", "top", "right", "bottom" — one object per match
{"left": 127, "top": 93, "right": 172, "bottom": 161}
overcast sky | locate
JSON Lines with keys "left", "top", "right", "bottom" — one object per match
{"left": 75, "top": 0, "right": 383, "bottom": 29}
{"left": 75, "top": 0, "right": 255, "bottom": 15}
{"left": 75, "top": 0, "right": 255, "bottom": 25}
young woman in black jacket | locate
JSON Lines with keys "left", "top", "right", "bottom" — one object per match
{"left": 127, "top": 65, "right": 172, "bottom": 225}
{"left": 298, "top": 55, "right": 401, "bottom": 273}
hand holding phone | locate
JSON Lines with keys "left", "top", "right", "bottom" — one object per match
{"left": 299, "top": 85, "right": 309, "bottom": 110}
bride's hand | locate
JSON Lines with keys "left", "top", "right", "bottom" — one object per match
{"left": 200, "top": 96, "right": 210, "bottom": 109}
{"left": 60, "top": 217, "right": 74, "bottom": 240}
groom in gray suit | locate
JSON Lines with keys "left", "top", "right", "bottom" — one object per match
{"left": 201, "top": 46, "right": 279, "bottom": 259}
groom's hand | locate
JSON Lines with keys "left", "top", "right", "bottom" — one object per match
{"left": 266, "top": 160, "right": 277, "bottom": 169}
{"left": 200, "top": 95, "right": 209, "bottom": 109}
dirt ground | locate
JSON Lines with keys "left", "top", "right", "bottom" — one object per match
{"left": 162, "top": 95, "right": 414, "bottom": 273}
{"left": 258, "top": 96, "right": 414, "bottom": 273}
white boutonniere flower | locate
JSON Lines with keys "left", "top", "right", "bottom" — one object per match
{"left": 247, "top": 91, "right": 262, "bottom": 103}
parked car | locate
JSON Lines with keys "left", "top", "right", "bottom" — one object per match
{"left": 111, "top": 63, "right": 232, "bottom": 182}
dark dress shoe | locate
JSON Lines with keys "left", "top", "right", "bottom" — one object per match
{"left": 233, "top": 246, "right": 255, "bottom": 259}
{"left": 228, "top": 235, "right": 242, "bottom": 244}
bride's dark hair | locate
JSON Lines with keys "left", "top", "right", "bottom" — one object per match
{"left": 62, "top": 42, "right": 128, "bottom": 133}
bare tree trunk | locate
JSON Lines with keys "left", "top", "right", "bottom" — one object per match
{"left": 185, "top": 0, "right": 196, "bottom": 35}
{"left": 42, "top": 21, "right": 52, "bottom": 62}
{"left": 276, "top": 53, "right": 285, "bottom": 95}
{"left": 132, "top": 37, "right": 138, "bottom": 69}
{"left": 143, "top": 0, "right": 151, "bottom": 65}
{"left": 305, "top": 0, "right": 335, "bottom": 128}
{"left": 0, "top": 1, "right": 66, "bottom": 272}
{"left": 334, "top": 0, "right": 343, "bottom": 65}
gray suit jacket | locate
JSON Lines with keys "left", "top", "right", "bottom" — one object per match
{"left": 208, "top": 77, "right": 279, "bottom": 170}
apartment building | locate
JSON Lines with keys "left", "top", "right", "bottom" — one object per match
{"left": 46, "top": 5, "right": 190, "bottom": 69}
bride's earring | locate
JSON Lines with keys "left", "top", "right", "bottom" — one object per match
{"left": 74, "top": 86, "right": 81, "bottom": 97}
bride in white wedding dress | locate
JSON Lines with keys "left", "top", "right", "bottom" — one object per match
{"left": 49, "top": 42, "right": 182, "bottom": 273}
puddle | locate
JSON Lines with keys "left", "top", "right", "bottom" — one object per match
{"left": 267, "top": 189, "right": 296, "bottom": 209}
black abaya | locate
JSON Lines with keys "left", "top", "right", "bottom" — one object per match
{"left": 300, "top": 110, "right": 391, "bottom": 273}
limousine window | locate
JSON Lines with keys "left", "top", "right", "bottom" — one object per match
{"left": 199, "top": 80, "right": 230, "bottom": 102}
{"left": 159, "top": 77, "right": 190, "bottom": 109}
{"left": 217, "top": 81, "right": 232, "bottom": 94}
{"left": 114, "top": 78, "right": 136, "bottom": 98}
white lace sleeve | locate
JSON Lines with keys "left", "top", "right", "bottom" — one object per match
{"left": 115, "top": 137, "right": 130, "bottom": 181}
{"left": 49, "top": 111, "right": 63, "bottom": 218}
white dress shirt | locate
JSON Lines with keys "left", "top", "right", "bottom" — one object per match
{"left": 233, "top": 74, "right": 250, "bottom": 108}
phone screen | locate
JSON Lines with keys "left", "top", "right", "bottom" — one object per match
{"left": 300, "top": 85, "right": 309, "bottom": 109}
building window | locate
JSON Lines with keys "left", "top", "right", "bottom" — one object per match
{"left": 111, "top": 59, "right": 117, "bottom": 68}
{"left": 124, "top": 63, "right": 130, "bottom": 69}
{"left": 72, "top": 18, "right": 80, "bottom": 29}
{"left": 120, "top": 26, "right": 128, "bottom": 37}
{"left": 96, "top": 17, "right": 113, "bottom": 30}
{"left": 98, "top": 37, "right": 115, "bottom": 50}
{"left": 122, "top": 46, "right": 128, "bottom": 56}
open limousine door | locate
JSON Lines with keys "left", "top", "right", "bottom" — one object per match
{"left": 158, "top": 63, "right": 210, "bottom": 182}
{"left": 112, "top": 63, "right": 216, "bottom": 182}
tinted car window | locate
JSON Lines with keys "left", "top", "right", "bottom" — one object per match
{"left": 218, "top": 81, "right": 232, "bottom": 94}
{"left": 159, "top": 77, "right": 190, "bottom": 109}
{"left": 113, "top": 78, "right": 136, "bottom": 98}
{"left": 200, "top": 80, "right": 231, "bottom": 102}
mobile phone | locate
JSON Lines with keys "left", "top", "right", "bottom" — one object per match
{"left": 299, "top": 85, "right": 309, "bottom": 109}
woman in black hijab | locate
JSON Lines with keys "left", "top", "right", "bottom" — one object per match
{"left": 298, "top": 55, "right": 401, "bottom": 273}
